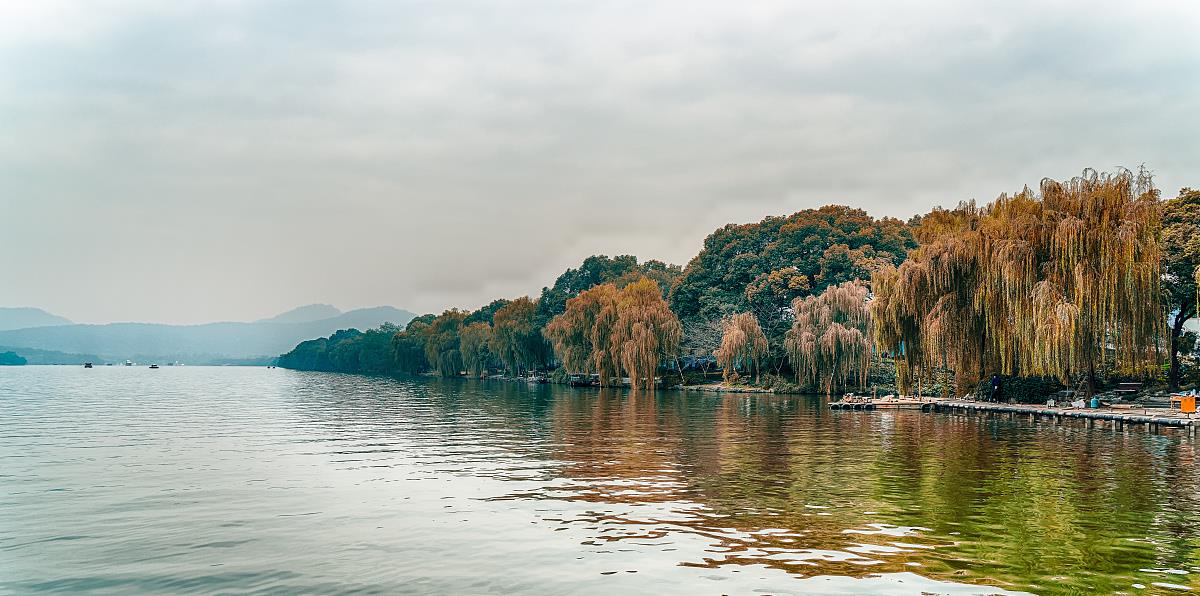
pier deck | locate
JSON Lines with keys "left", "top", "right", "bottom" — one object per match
{"left": 831, "top": 397, "right": 1197, "bottom": 434}
{"left": 829, "top": 397, "right": 933, "bottom": 411}
{"left": 933, "top": 400, "right": 1196, "bottom": 429}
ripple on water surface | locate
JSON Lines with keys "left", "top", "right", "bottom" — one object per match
{"left": 1, "top": 366, "right": 1198, "bottom": 594}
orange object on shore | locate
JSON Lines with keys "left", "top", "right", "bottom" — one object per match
{"left": 1171, "top": 395, "right": 1196, "bottom": 414}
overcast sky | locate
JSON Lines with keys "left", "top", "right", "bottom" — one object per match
{"left": 1, "top": 0, "right": 1197, "bottom": 324}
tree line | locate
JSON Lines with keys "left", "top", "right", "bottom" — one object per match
{"left": 280, "top": 169, "right": 1200, "bottom": 396}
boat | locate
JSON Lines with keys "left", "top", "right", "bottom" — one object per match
{"left": 149, "top": 364, "right": 160, "bottom": 369}
{"left": 83, "top": 362, "right": 93, "bottom": 368}
{"left": 568, "top": 374, "right": 598, "bottom": 387}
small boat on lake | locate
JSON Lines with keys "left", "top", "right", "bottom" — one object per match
{"left": 83, "top": 362, "right": 93, "bottom": 368}
{"left": 149, "top": 364, "right": 159, "bottom": 369}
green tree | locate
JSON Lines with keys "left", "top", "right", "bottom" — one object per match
{"left": 491, "top": 297, "right": 548, "bottom": 375}
{"left": 670, "top": 205, "right": 914, "bottom": 370}
{"left": 424, "top": 310, "right": 467, "bottom": 377}
{"left": 536, "top": 255, "right": 682, "bottom": 325}
{"left": 0, "top": 351, "right": 27, "bottom": 365}
{"left": 464, "top": 299, "right": 511, "bottom": 326}
{"left": 671, "top": 205, "right": 913, "bottom": 322}
{"left": 1163, "top": 188, "right": 1200, "bottom": 390}
{"left": 459, "top": 322, "right": 494, "bottom": 378}
{"left": 392, "top": 315, "right": 435, "bottom": 374}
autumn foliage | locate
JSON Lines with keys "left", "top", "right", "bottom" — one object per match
{"left": 785, "top": 281, "right": 872, "bottom": 394}
{"left": 714, "top": 313, "right": 769, "bottom": 382}
{"left": 282, "top": 170, "right": 1190, "bottom": 400}
{"left": 547, "top": 277, "right": 681, "bottom": 390}
{"left": 490, "top": 297, "right": 547, "bottom": 375}
{"left": 872, "top": 169, "right": 1163, "bottom": 396}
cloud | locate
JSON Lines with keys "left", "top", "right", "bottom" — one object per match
{"left": 1, "top": 0, "right": 1197, "bottom": 323}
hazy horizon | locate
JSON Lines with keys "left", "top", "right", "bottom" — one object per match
{"left": 3, "top": 1, "right": 1196, "bottom": 325}
{"left": 0, "top": 303, "right": 413, "bottom": 327}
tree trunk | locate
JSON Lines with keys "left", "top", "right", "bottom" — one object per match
{"left": 1169, "top": 302, "right": 1192, "bottom": 391}
{"left": 1086, "top": 356, "right": 1097, "bottom": 398}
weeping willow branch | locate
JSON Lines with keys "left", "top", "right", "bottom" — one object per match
{"left": 547, "top": 278, "right": 681, "bottom": 390}
{"left": 714, "top": 312, "right": 769, "bottom": 382}
{"left": 786, "top": 281, "right": 872, "bottom": 394}
{"left": 611, "top": 278, "right": 682, "bottom": 391}
{"left": 459, "top": 322, "right": 493, "bottom": 378}
{"left": 545, "top": 283, "right": 621, "bottom": 386}
{"left": 871, "top": 169, "right": 1163, "bottom": 396}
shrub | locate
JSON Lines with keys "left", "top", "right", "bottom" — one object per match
{"left": 549, "top": 367, "right": 571, "bottom": 385}
{"left": 974, "top": 375, "right": 1063, "bottom": 404}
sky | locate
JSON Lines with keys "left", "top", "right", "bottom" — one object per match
{"left": 1, "top": 0, "right": 1197, "bottom": 324}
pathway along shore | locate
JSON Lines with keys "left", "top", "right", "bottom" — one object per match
{"left": 829, "top": 397, "right": 1199, "bottom": 436}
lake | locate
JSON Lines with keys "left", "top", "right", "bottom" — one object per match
{"left": 2, "top": 366, "right": 1198, "bottom": 594}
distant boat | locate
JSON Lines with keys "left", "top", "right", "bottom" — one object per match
{"left": 149, "top": 364, "right": 159, "bottom": 369}
{"left": 83, "top": 362, "right": 93, "bottom": 368}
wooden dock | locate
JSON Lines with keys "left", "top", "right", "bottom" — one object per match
{"left": 932, "top": 400, "right": 1196, "bottom": 433}
{"left": 832, "top": 397, "right": 1198, "bottom": 435}
{"left": 829, "top": 397, "right": 934, "bottom": 411}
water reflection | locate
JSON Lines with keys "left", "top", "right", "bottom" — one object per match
{"left": 488, "top": 386, "right": 1200, "bottom": 593}
{"left": 3, "top": 368, "right": 1199, "bottom": 595}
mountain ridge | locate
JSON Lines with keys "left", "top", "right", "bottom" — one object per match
{"left": 257, "top": 304, "right": 342, "bottom": 324}
{"left": 0, "top": 307, "right": 73, "bottom": 331}
{"left": 0, "top": 306, "right": 415, "bottom": 362}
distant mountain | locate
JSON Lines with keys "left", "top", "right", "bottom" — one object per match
{"left": 0, "top": 306, "right": 415, "bottom": 363}
{"left": 257, "top": 304, "right": 342, "bottom": 324}
{"left": 0, "top": 307, "right": 72, "bottom": 331}
{"left": 0, "top": 345, "right": 106, "bottom": 365}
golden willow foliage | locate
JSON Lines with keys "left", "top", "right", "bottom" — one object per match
{"left": 546, "top": 277, "right": 682, "bottom": 390}
{"left": 785, "top": 281, "right": 872, "bottom": 394}
{"left": 714, "top": 312, "right": 769, "bottom": 381}
{"left": 870, "top": 206, "right": 985, "bottom": 395}
{"left": 424, "top": 310, "right": 466, "bottom": 378}
{"left": 872, "top": 169, "right": 1162, "bottom": 395}
{"left": 544, "top": 284, "right": 621, "bottom": 386}
{"left": 613, "top": 278, "right": 683, "bottom": 390}
{"left": 459, "top": 322, "right": 493, "bottom": 378}
{"left": 489, "top": 297, "right": 543, "bottom": 375}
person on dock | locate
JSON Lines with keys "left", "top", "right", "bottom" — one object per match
{"left": 990, "top": 374, "right": 1002, "bottom": 402}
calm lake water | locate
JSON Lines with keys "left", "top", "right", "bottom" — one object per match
{"left": 3, "top": 367, "right": 1199, "bottom": 595}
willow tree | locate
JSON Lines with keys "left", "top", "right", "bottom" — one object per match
{"left": 459, "top": 322, "right": 493, "bottom": 378}
{"left": 490, "top": 297, "right": 547, "bottom": 376}
{"left": 869, "top": 205, "right": 987, "bottom": 396}
{"left": 873, "top": 169, "right": 1162, "bottom": 397}
{"left": 994, "top": 171, "right": 1161, "bottom": 392}
{"left": 611, "top": 277, "right": 682, "bottom": 390}
{"left": 786, "top": 281, "right": 872, "bottom": 394}
{"left": 424, "top": 310, "right": 466, "bottom": 377}
{"left": 544, "top": 283, "right": 621, "bottom": 386}
{"left": 714, "top": 312, "right": 769, "bottom": 382}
